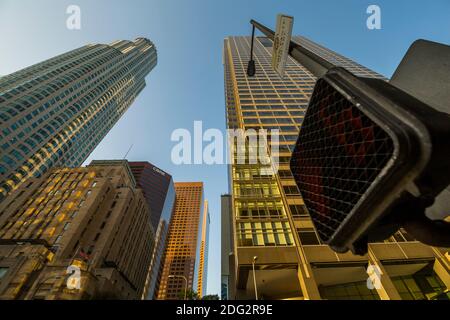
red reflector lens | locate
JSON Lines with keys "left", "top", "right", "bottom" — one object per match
{"left": 291, "top": 79, "right": 395, "bottom": 242}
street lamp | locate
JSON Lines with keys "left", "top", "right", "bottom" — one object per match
{"left": 168, "top": 274, "right": 188, "bottom": 300}
{"left": 247, "top": 24, "right": 256, "bottom": 76}
{"left": 252, "top": 256, "right": 258, "bottom": 300}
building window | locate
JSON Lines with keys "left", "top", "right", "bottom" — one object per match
{"left": 319, "top": 281, "right": 380, "bottom": 300}
{"left": 55, "top": 235, "right": 63, "bottom": 244}
{"left": 237, "top": 221, "right": 294, "bottom": 247}
{"left": 297, "top": 228, "right": 321, "bottom": 245}
{"left": 391, "top": 264, "right": 448, "bottom": 300}
{"left": 278, "top": 170, "right": 293, "bottom": 179}
{"left": 0, "top": 267, "right": 8, "bottom": 279}
{"left": 289, "top": 204, "right": 308, "bottom": 218}
{"left": 283, "top": 185, "right": 300, "bottom": 195}
{"left": 258, "top": 37, "right": 273, "bottom": 47}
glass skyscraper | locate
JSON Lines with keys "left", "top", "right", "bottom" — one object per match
{"left": 223, "top": 35, "right": 449, "bottom": 300}
{"left": 128, "top": 161, "right": 176, "bottom": 299}
{"left": 0, "top": 38, "right": 157, "bottom": 201}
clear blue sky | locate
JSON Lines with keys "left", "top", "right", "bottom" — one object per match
{"left": 1, "top": 0, "right": 449, "bottom": 296}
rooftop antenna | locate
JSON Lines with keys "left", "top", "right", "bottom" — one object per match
{"left": 123, "top": 144, "right": 133, "bottom": 160}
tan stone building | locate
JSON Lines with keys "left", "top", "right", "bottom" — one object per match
{"left": 0, "top": 160, "right": 155, "bottom": 300}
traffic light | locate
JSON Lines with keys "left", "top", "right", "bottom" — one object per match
{"left": 245, "top": 15, "right": 450, "bottom": 255}
{"left": 290, "top": 66, "right": 450, "bottom": 255}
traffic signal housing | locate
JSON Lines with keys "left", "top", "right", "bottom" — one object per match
{"left": 290, "top": 66, "right": 450, "bottom": 255}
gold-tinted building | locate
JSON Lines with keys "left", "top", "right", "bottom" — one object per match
{"left": 0, "top": 160, "right": 155, "bottom": 300}
{"left": 197, "top": 200, "right": 210, "bottom": 296}
{"left": 223, "top": 36, "right": 450, "bottom": 300}
{"left": 156, "top": 182, "right": 209, "bottom": 299}
{"left": 0, "top": 39, "right": 157, "bottom": 202}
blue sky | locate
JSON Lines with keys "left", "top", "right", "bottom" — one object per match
{"left": 1, "top": 0, "right": 449, "bottom": 296}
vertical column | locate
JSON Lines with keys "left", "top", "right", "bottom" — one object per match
{"left": 296, "top": 260, "right": 321, "bottom": 300}
{"left": 367, "top": 246, "right": 402, "bottom": 300}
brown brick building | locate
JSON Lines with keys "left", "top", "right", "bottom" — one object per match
{"left": 0, "top": 160, "right": 155, "bottom": 300}
{"left": 156, "top": 182, "right": 209, "bottom": 299}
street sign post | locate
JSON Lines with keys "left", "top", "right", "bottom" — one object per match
{"left": 271, "top": 14, "right": 294, "bottom": 78}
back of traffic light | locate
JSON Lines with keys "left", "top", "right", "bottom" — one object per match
{"left": 246, "top": 18, "right": 450, "bottom": 255}
{"left": 290, "top": 40, "right": 450, "bottom": 255}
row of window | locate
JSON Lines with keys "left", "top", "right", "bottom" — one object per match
{"left": 237, "top": 221, "right": 294, "bottom": 247}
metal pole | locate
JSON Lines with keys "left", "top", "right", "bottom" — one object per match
{"left": 169, "top": 274, "right": 188, "bottom": 300}
{"left": 250, "top": 19, "right": 336, "bottom": 78}
{"left": 252, "top": 256, "right": 258, "bottom": 300}
{"left": 250, "top": 25, "right": 255, "bottom": 60}
{"left": 247, "top": 25, "right": 256, "bottom": 76}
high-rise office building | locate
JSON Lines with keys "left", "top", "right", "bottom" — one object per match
{"left": 156, "top": 182, "right": 209, "bottom": 300}
{"left": 0, "top": 38, "right": 157, "bottom": 201}
{"left": 223, "top": 36, "right": 450, "bottom": 300}
{"left": 0, "top": 160, "right": 155, "bottom": 300}
{"left": 128, "top": 161, "right": 176, "bottom": 299}
{"left": 129, "top": 162, "right": 174, "bottom": 231}
{"left": 196, "top": 200, "right": 210, "bottom": 297}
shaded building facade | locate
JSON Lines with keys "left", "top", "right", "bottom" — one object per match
{"left": 156, "top": 182, "right": 208, "bottom": 299}
{"left": 223, "top": 35, "right": 450, "bottom": 300}
{"left": 0, "top": 38, "right": 157, "bottom": 201}
{"left": 128, "top": 161, "right": 175, "bottom": 299}
{"left": 129, "top": 162, "right": 173, "bottom": 231}
{"left": 0, "top": 160, "right": 155, "bottom": 299}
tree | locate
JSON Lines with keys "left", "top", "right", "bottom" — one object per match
{"left": 178, "top": 289, "right": 199, "bottom": 300}
{"left": 201, "top": 294, "right": 220, "bottom": 300}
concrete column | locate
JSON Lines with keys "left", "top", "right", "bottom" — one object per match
{"left": 297, "top": 262, "right": 321, "bottom": 300}
{"left": 432, "top": 248, "right": 450, "bottom": 290}
{"left": 368, "top": 246, "right": 402, "bottom": 300}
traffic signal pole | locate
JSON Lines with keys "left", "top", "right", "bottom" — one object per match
{"left": 250, "top": 19, "right": 450, "bottom": 251}
{"left": 250, "top": 19, "right": 335, "bottom": 78}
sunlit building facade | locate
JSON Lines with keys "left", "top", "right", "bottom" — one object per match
{"left": 223, "top": 35, "right": 450, "bottom": 300}
{"left": 0, "top": 38, "right": 157, "bottom": 201}
{"left": 196, "top": 200, "right": 210, "bottom": 297}
{"left": 0, "top": 160, "right": 155, "bottom": 300}
{"left": 156, "top": 182, "right": 209, "bottom": 300}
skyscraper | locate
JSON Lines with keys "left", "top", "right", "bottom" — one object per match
{"left": 128, "top": 161, "right": 176, "bottom": 299}
{"left": 0, "top": 160, "right": 155, "bottom": 299}
{"left": 196, "top": 200, "right": 210, "bottom": 297}
{"left": 223, "top": 36, "right": 450, "bottom": 300}
{"left": 156, "top": 182, "right": 209, "bottom": 300}
{"left": 221, "top": 194, "right": 234, "bottom": 300}
{"left": 0, "top": 38, "right": 157, "bottom": 201}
